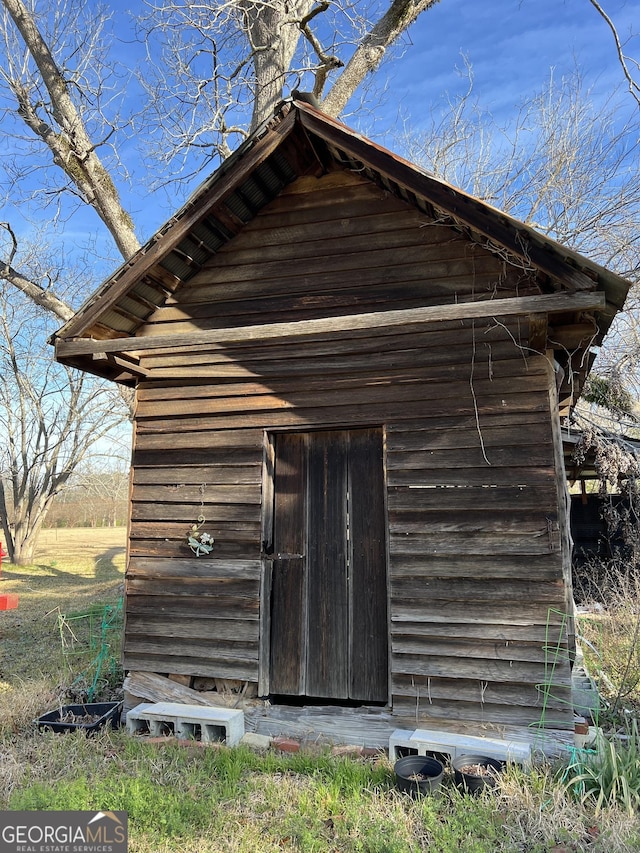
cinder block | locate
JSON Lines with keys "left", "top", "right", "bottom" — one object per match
{"left": 389, "top": 729, "right": 416, "bottom": 762}
{"left": 125, "top": 702, "right": 244, "bottom": 746}
{"left": 389, "top": 727, "right": 530, "bottom": 765}
{"left": 411, "top": 728, "right": 531, "bottom": 765}
{"left": 126, "top": 703, "right": 155, "bottom": 735}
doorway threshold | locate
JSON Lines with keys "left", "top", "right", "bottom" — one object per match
{"left": 244, "top": 702, "right": 395, "bottom": 749}
{"left": 243, "top": 702, "right": 575, "bottom": 757}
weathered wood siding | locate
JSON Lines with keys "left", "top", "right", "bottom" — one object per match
{"left": 124, "top": 169, "right": 572, "bottom": 730}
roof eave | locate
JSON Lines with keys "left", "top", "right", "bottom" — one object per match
{"left": 51, "top": 100, "right": 632, "bottom": 353}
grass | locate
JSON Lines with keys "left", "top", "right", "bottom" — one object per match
{"left": 564, "top": 726, "right": 640, "bottom": 816}
{"left": 579, "top": 611, "right": 640, "bottom": 720}
{"left": 575, "top": 557, "right": 640, "bottom": 721}
{"left": 3, "top": 733, "right": 639, "bottom": 852}
{"left": 0, "top": 527, "right": 126, "bottom": 725}
{"left": 1, "top": 530, "right": 640, "bottom": 851}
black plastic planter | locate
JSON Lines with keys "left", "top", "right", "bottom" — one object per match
{"left": 451, "top": 754, "right": 503, "bottom": 794}
{"left": 36, "top": 701, "right": 122, "bottom": 734}
{"left": 394, "top": 755, "right": 444, "bottom": 797}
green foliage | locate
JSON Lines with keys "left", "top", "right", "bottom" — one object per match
{"left": 418, "top": 790, "right": 503, "bottom": 852}
{"left": 8, "top": 742, "right": 396, "bottom": 843}
{"left": 582, "top": 375, "right": 635, "bottom": 417}
{"left": 564, "top": 724, "right": 640, "bottom": 815}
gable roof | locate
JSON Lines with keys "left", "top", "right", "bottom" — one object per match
{"left": 51, "top": 100, "right": 631, "bottom": 385}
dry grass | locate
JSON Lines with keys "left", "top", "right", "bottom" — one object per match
{"left": 2, "top": 530, "right": 640, "bottom": 851}
{"left": 34, "top": 526, "right": 127, "bottom": 575}
{"left": 576, "top": 562, "right": 640, "bottom": 721}
{"left": 495, "top": 765, "right": 640, "bottom": 851}
{"left": 0, "top": 527, "right": 125, "bottom": 728}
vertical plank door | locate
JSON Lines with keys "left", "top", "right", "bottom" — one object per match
{"left": 269, "top": 428, "right": 388, "bottom": 703}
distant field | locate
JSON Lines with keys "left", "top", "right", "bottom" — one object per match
{"left": 35, "top": 526, "right": 127, "bottom": 573}
{"left": 0, "top": 527, "right": 126, "bottom": 688}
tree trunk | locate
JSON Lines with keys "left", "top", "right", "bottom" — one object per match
{"left": 9, "top": 494, "right": 51, "bottom": 566}
{"left": 242, "top": 0, "right": 313, "bottom": 132}
{"left": 0, "top": 481, "right": 15, "bottom": 564}
{"left": 3, "top": 0, "right": 140, "bottom": 260}
{"left": 10, "top": 534, "right": 37, "bottom": 566}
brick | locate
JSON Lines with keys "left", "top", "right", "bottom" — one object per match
{"left": 272, "top": 736, "right": 300, "bottom": 753}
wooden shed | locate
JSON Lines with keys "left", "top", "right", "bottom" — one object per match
{"left": 52, "top": 100, "right": 630, "bottom": 751}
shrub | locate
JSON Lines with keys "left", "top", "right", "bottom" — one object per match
{"left": 564, "top": 724, "right": 640, "bottom": 815}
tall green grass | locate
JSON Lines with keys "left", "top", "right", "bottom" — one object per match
{"left": 564, "top": 723, "right": 640, "bottom": 816}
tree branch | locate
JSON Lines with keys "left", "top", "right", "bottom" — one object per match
{"left": 2, "top": 0, "right": 140, "bottom": 259}
{"left": 321, "top": 0, "right": 441, "bottom": 116}
{"left": 296, "top": 1, "right": 343, "bottom": 97}
{"left": 1, "top": 222, "right": 74, "bottom": 321}
{"left": 588, "top": 0, "right": 640, "bottom": 106}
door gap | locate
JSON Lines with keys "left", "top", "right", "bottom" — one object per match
{"left": 269, "top": 695, "right": 387, "bottom": 709}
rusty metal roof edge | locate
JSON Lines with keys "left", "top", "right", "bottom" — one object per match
{"left": 295, "top": 101, "right": 633, "bottom": 314}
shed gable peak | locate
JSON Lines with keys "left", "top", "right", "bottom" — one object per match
{"left": 52, "top": 101, "right": 629, "bottom": 393}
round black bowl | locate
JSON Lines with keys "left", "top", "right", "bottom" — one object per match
{"left": 394, "top": 754, "right": 444, "bottom": 797}
{"left": 451, "top": 754, "right": 503, "bottom": 794}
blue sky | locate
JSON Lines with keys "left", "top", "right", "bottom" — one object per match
{"left": 1, "top": 0, "right": 639, "bottom": 282}
{"left": 385, "top": 0, "right": 638, "bottom": 127}
{"left": 128, "top": 0, "right": 639, "bottom": 240}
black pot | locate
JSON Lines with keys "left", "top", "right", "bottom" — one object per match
{"left": 36, "top": 701, "right": 122, "bottom": 734}
{"left": 394, "top": 754, "right": 444, "bottom": 797}
{"left": 451, "top": 754, "right": 503, "bottom": 794}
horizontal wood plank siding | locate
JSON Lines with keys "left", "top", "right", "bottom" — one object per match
{"left": 124, "top": 169, "right": 572, "bottom": 730}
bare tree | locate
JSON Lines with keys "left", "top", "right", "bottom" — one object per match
{"left": 403, "top": 68, "right": 640, "bottom": 409}
{"left": 75, "top": 465, "right": 130, "bottom": 529}
{"left": 0, "top": 284, "right": 130, "bottom": 565}
{"left": 406, "top": 69, "right": 639, "bottom": 264}
{"left": 137, "top": 0, "right": 441, "bottom": 178}
{"left": 0, "top": 0, "right": 140, "bottom": 264}
{"left": 49, "top": 463, "right": 130, "bottom": 529}
{"left": 0, "top": 0, "right": 444, "bottom": 307}
{"left": 0, "top": 0, "right": 138, "bottom": 540}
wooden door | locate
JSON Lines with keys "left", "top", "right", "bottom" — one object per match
{"left": 268, "top": 428, "right": 388, "bottom": 702}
